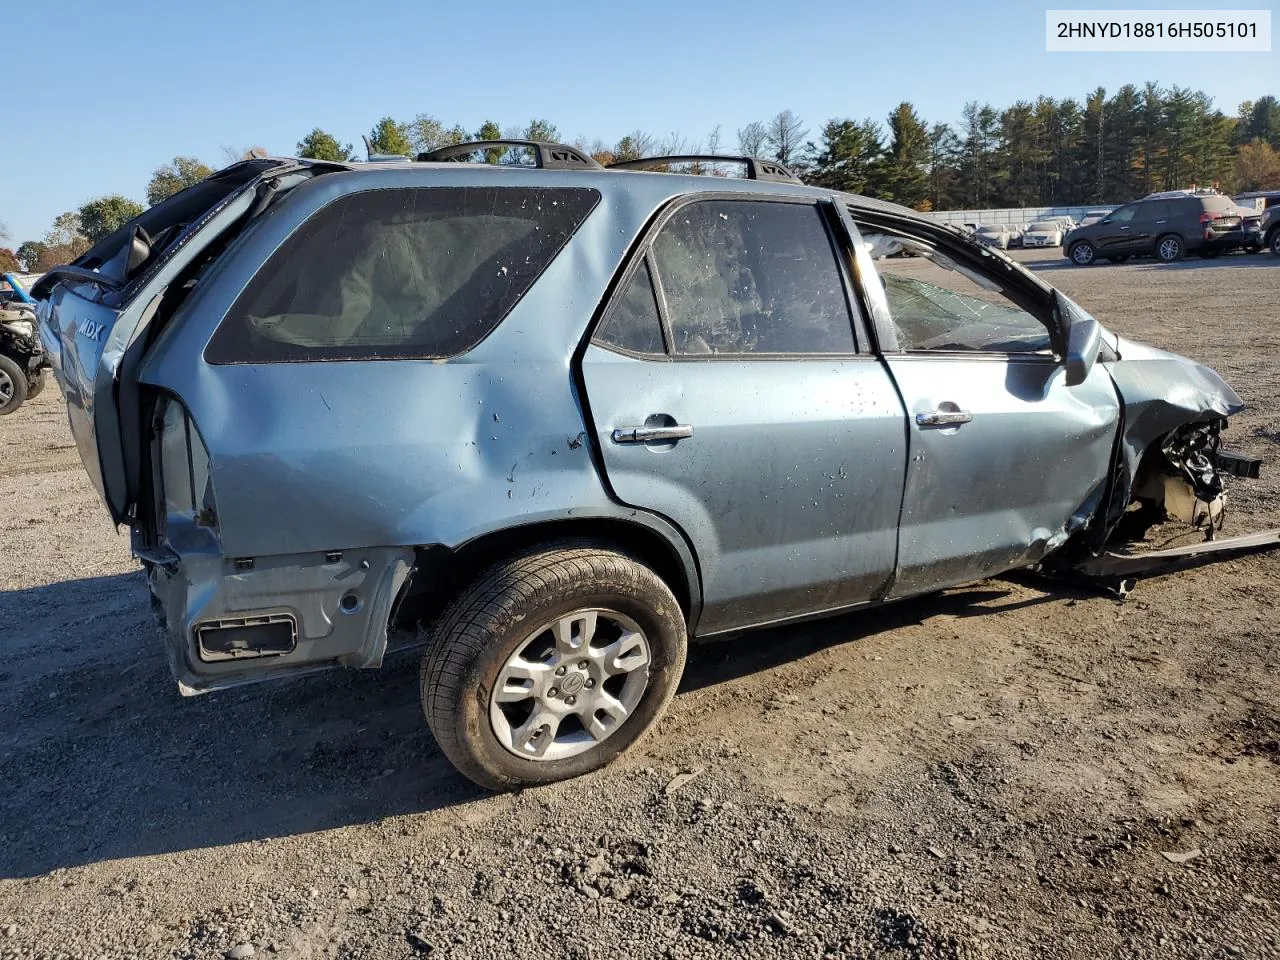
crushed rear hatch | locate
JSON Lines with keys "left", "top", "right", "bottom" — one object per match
{"left": 37, "top": 159, "right": 343, "bottom": 524}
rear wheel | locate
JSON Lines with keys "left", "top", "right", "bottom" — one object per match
{"left": 1155, "top": 234, "right": 1184, "bottom": 263}
{"left": 1069, "top": 240, "right": 1096, "bottom": 265}
{"left": 421, "top": 544, "right": 687, "bottom": 791}
{"left": 1270, "top": 230, "right": 1280, "bottom": 257}
{"left": 0, "top": 354, "right": 28, "bottom": 415}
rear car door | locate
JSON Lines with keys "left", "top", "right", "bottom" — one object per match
{"left": 580, "top": 196, "right": 908, "bottom": 634}
{"left": 848, "top": 211, "right": 1120, "bottom": 597}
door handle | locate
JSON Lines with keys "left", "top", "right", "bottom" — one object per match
{"left": 916, "top": 410, "right": 973, "bottom": 427}
{"left": 611, "top": 424, "right": 694, "bottom": 444}
{"left": 1119, "top": 225, "right": 1130, "bottom": 230}
{"left": 1154, "top": 219, "right": 1167, "bottom": 224}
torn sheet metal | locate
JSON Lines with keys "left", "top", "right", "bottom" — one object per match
{"left": 1093, "top": 334, "right": 1244, "bottom": 542}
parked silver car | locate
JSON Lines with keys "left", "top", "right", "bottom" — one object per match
{"left": 973, "top": 224, "right": 1009, "bottom": 249}
{"left": 1023, "top": 220, "right": 1065, "bottom": 247}
{"left": 35, "top": 144, "right": 1266, "bottom": 790}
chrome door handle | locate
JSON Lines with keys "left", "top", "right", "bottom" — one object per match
{"left": 611, "top": 424, "right": 694, "bottom": 444}
{"left": 916, "top": 410, "right": 973, "bottom": 427}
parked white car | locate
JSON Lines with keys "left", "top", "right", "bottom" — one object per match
{"left": 1022, "top": 220, "right": 1064, "bottom": 248}
{"left": 973, "top": 224, "right": 1009, "bottom": 249}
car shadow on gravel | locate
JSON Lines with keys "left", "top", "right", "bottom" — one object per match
{"left": 0, "top": 572, "right": 490, "bottom": 879}
{"left": 680, "top": 580, "right": 1072, "bottom": 692}
{"left": 1, "top": 572, "right": 1078, "bottom": 878}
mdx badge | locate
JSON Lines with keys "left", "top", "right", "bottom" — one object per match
{"left": 77, "top": 319, "right": 106, "bottom": 341}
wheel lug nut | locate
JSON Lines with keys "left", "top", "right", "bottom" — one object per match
{"left": 584, "top": 678, "right": 594, "bottom": 688}
{"left": 578, "top": 660, "right": 588, "bottom": 670}
{"left": 565, "top": 696, "right": 576, "bottom": 706}
{"left": 548, "top": 688, "right": 558, "bottom": 698}
{"left": 555, "top": 666, "right": 567, "bottom": 676}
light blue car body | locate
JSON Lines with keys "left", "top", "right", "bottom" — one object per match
{"left": 35, "top": 157, "right": 1242, "bottom": 695}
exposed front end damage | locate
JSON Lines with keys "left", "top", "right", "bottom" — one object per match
{"left": 1054, "top": 333, "right": 1279, "bottom": 580}
{"left": 1100, "top": 335, "right": 1242, "bottom": 537}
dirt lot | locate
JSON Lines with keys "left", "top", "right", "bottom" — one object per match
{"left": 2, "top": 250, "right": 1278, "bottom": 960}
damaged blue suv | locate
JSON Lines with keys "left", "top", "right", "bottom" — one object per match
{"left": 36, "top": 142, "right": 1265, "bottom": 790}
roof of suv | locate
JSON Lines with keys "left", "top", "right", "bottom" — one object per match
{"left": 280, "top": 139, "right": 936, "bottom": 222}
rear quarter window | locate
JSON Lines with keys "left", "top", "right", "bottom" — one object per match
{"left": 205, "top": 186, "right": 600, "bottom": 363}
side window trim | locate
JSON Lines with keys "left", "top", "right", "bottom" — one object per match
{"left": 645, "top": 250, "right": 676, "bottom": 355}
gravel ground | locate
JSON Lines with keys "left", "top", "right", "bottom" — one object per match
{"left": 1, "top": 249, "right": 1278, "bottom": 960}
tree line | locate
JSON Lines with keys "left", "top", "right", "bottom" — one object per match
{"left": 6, "top": 85, "right": 1278, "bottom": 273}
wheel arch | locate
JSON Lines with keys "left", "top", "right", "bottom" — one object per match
{"left": 398, "top": 514, "right": 703, "bottom": 635}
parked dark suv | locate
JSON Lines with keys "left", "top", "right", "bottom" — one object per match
{"left": 1063, "top": 192, "right": 1245, "bottom": 265}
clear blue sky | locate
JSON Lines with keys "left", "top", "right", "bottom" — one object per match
{"left": 3, "top": 0, "right": 1274, "bottom": 244}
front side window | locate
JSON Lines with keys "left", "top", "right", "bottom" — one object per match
{"left": 1107, "top": 204, "right": 1138, "bottom": 223}
{"left": 858, "top": 224, "right": 1053, "bottom": 355}
{"left": 649, "top": 200, "right": 856, "bottom": 356}
{"left": 206, "top": 186, "right": 600, "bottom": 363}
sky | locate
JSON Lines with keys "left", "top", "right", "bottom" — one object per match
{"left": 2, "top": 0, "right": 1275, "bottom": 245}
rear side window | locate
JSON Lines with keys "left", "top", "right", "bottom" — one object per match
{"left": 650, "top": 200, "right": 855, "bottom": 355}
{"left": 206, "top": 186, "right": 600, "bottom": 363}
{"left": 594, "top": 260, "right": 666, "bottom": 355}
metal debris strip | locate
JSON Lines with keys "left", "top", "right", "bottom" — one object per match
{"left": 1075, "top": 529, "right": 1280, "bottom": 579}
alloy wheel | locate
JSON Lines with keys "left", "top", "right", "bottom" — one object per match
{"left": 1158, "top": 237, "right": 1182, "bottom": 262}
{"left": 489, "top": 608, "right": 651, "bottom": 761}
{"left": 0, "top": 369, "right": 13, "bottom": 406}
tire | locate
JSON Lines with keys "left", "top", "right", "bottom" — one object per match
{"left": 1105, "top": 255, "right": 1130, "bottom": 264}
{"left": 1270, "top": 230, "right": 1280, "bottom": 257}
{"left": 25, "top": 369, "right": 46, "bottom": 401}
{"left": 421, "top": 544, "right": 688, "bottom": 791}
{"left": 0, "top": 354, "right": 28, "bottom": 415}
{"left": 1068, "top": 240, "right": 1096, "bottom": 265}
{"left": 1155, "top": 234, "right": 1184, "bottom": 263}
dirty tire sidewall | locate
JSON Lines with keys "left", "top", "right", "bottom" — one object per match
{"left": 25, "top": 369, "right": 46, "bottom": 401}
{"left": 1156, "top": 234, "right": 1184, "bottom": 263}
{"left": 0, "top": 354, "right": 28, "bottom": 415}
{"left": 422, "top": 545, "right": 687, "bottom": 791}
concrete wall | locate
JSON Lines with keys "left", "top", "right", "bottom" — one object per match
{"left": 926, "top": 205, "right": 1116, "bottom": 227}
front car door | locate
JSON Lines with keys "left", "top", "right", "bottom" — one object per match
{"left": 1124, "top": 199, "right": 1169, "bottom": 252}
{"left": 845, "top": 209, "right": 1120, "bottom": 597}
{"left": 1093, "top": 202, "right": 1141, "bottom": 254}
{"left": 580, "top": 195, "right": 908, "bottom": 634}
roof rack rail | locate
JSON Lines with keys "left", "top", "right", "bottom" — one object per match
{"left": 607, "top": 155, "right": 802, "bottom": 184}
{"left": 361, "top": 135, "right": 411, "bottom": 163}
{"left": 417, "top": 140, "right": 602, "bottom": 170}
